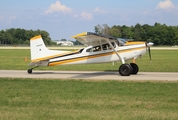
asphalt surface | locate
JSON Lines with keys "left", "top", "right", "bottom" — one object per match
{"left": 0, "top": 70, "right": 178, "bottom": 81}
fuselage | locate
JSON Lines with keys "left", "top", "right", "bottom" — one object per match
{"left": 48, "top": 41, "right": 147, "bottom": 66}
{"left": 28, "top": 33, "right": 154, "bottom": 76}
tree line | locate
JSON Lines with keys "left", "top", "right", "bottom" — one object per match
{"left": 95, "top": 22, "right": 178, "bottom": 46}
{"left": 0, "top": 28, "right": 55, "bottom": 45}
{"left": 0, "top": 22, "right": 178, "bottom": 46}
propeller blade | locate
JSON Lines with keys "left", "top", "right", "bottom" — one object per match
{"left": 145, "top": 42, "right": 148, "bottom": 51}
{"left": 146, "top": 42, "right": 154, "bottom": 62}
{"left": 148, "top": 46, "right": 152, "bottom": 62}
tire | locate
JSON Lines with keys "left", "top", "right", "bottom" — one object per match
{"left": 27, "top": 69, "right": 32, "bottom": 74}
{"left": 130, "top": 63, "right": 139, "bottom": 74}
{"left": 119, "top": 64, "right": 132, "bottom": 76}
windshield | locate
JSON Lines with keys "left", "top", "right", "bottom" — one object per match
{"left": 117, "top": 38, "right": 127, "bottom": 46}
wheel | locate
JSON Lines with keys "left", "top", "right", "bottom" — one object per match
{"left": 119, "top": 64, "right": 132, "bottom": 76}
{"left": 130, "top": 63, "right": 139, "bottom": 74}
{"left": 27, "top": 69, "right": 32, "bottom": 74}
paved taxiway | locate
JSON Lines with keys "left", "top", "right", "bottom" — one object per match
{"left": 0, "top": 70, "right": 177, "bottom": 81}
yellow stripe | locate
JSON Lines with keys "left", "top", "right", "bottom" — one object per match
{"left": 48, "top": 47, "right": 145, "bottom": 66}
{"left": 71, "top": 32, "right": 87, "bottom": 38}
{"left": 31, "top": 51, "right": 77, "bottom": 62}
{"left": 30, "top": 35, "right": 42, "bottom": 41}
{"left": 49, "top": 51, "right": 112, "bottom": 66}
{"left": 125, "top": 41, "right": 145, "bottom": 45}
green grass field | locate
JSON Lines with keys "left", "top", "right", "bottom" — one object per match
{"left": 0, "top": 78, "right": 178, "bottom": 120}
{"left": 0, "top": 49, "right": 178, "bottom": 72}
{"left": 0, "top": 49, "right": 178, "bottom": 119}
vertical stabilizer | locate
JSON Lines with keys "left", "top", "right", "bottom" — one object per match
{"left": 30, "top": 35, "right": 67, "bottom": 62}
{"left": 30, "top": 35, "right": 68, "bottom": 62}
{"left": 30, "top": 35, "right": 49, "bottom": 61}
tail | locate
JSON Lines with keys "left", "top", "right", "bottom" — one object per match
{"left": 30, "top": 35, "right": 50, "bottom": 61}
{"left": 30, "top": 35, "right": 67, "bottom": 62}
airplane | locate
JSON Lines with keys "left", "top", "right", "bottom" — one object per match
{"left": 27, "top": 32, "right": 154, "bottom": 76}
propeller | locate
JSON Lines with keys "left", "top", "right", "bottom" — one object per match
{"left": 144, "top": 31, "right": 153, "bottom": 62}
{"left": 145, "top": 42, "right": 154, "bottom": 62}
{"left": 148, "top": 44, "right": 151, "bottom": 62}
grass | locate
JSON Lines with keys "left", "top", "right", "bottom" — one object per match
{"left": 137, "top": 50, "right": 178, "bottom": 72}
{"left": 0, "top": 49, "right": 178, "bottom": 72}
{"left": 0, "top": 49, "right": 178, "bottom": 119}
{"left": 0, "top": 78, "right": 178, "bottom": 120}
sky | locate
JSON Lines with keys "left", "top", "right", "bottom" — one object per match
{"left": 0, "top": 0, "right": 178, "bottom": 40}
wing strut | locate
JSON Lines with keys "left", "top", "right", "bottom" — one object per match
{"left": 106, "top": 39, "right": 125, "bottom": 64}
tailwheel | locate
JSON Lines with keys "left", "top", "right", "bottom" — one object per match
{"left": 27, "top": 69, "right": 32, "bottom": 74}
{"left": 119, "top": 64, "right": 132, "bottom": 76}
{"left": 130, "top": 63, "right": 139, "bottom": 75}
{"left": 27, "top": 66, "right": 39, "bottom": 74}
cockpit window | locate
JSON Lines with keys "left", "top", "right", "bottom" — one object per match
{"left": 86, "top": 48, "right": 92, "bottom": 52}
{"left": 102, "top": 42, "right": 116, "bottom": 50}
{"left": 86, "top": 45, "right": 101, "bottom": 52}
{"left": 86, "top": 42, "right": 116, "bottom": 53}
{"left": 102, "top": 44, "right": 110, "bottom": 50}
{"left": 111, "top": 42, "right": 116, "bottom": 48}
{"left": 92, "top": 45, "right": 101, "bottom": 52}
{"left": 79, "top": 48, "right": 84, "bottom": 53}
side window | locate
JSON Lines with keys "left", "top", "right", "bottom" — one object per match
{"left": 92, "top": 45, "right": 101, "bottom": 52}
{"left": 79, "top": 48, "right": 84, "bottom": 53}
{"left": 86, "top": 48, "right": 92, "bottom": 52}
{"left": 86, "top": 45, "right": 101, "bottom": 52}
{"left": 102, "top": 44, "right": 110, "bottom": 50}
{"left": 116, "top": 40, "right": 121, "bottom": 46}
{"left": 111, "top": 42, "right": 116, "bottom": 48}
{"left": 102, "top": 42, "right": 116, "bottom": 50}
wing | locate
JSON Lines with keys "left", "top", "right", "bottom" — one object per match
{"left": 72, "top": 32, "right": 117, "bottom": 46}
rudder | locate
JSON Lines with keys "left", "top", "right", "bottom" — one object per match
{"left": 30, "top": 35, "right": 49, "bottom": 61}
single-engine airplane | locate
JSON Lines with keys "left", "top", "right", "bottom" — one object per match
{"left": 27, "top": 32, "right": 153, "bottom": 76}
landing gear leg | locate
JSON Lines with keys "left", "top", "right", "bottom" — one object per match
{"left": 119, "top": 64, "right": 132, "bottom": 76}
{"left": 27, "top": 66, "right": 39, "bottom": 74}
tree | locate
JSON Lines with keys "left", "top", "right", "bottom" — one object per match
{"left": 94, "top": 22, "right": 178, "bottom": 46}
{"left": 110, "top": 25, "right": 122, "bottom": 38}
{"left": 94, "top": 24, "right": 103, "bottom": 34}
{"left": 133, "top": 23, "right": 142, "bottom": 40}
{"left": 94, "top": 24, "right": 111, "bottom": 35}
{"left": 0, "top": 28, "right": 54, "bottom": 45}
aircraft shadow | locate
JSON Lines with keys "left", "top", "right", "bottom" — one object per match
{"left": 30, "top": 70, "right": 120, "bottom": 79}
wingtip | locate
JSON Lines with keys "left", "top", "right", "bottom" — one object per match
{"left": 71, "top": 32, "right": 87, "bottom": 38}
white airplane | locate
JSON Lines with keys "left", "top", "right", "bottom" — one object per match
{"left": 27, "top": 32, "right": 153, "bottom": 76}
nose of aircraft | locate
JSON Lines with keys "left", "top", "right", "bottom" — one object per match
{"left": 147, "top": 42, "right": 154, "bottom": 47}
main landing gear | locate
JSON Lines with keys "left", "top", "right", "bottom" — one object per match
{"left": 119, "top": 63, "right": 139, "bottom": 76}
